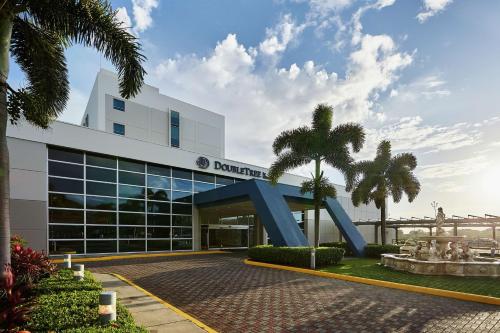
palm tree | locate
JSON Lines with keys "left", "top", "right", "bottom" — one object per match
{"left": 351, "top": 140, "right": 420, "bottom": 245}
{"left": 268, "top": 104, "right": 365, "bottom": 247}
{"left": 0, "top": 0, "right": 146, "bottom": 268}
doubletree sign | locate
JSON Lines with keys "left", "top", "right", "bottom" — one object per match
{"left": 195, "top": 156, "right": 268, "bottom": 179}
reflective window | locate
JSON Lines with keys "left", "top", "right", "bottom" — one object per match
{"left": 194, "top": 181, "right": 215, "bottom": 193}
{"left": 86, "top": 181, "right": 116, "bottom": 197}
{"left": 86, "top": 153, "right": 116, "bottom": 169}
{"left": 119, "top": 240, "right": 145, "bottom": 252}
{"left": 216, "top": 176, "right": 234, "bottom": 186}
{"left": 147, "top": 214, "right": 170, "bottom": 226}
{"left": 86, "top": 196, "right": 116, "bottom": 210}
{"left": 87, "top": 211, "right": 116, "bottom": 225}
{"left": 147, "top": 202, "right": 170, "bottom": 214}
{"left": 119, "top": 227, "right": 145, "bottom": 239}
{"left": 113, "top": 123, "right": 125, "bottom": 135}
{"left": 194, "top": 172, "right": 215, "bottom": 183}
{"left": 172, "top": 203, "right": 192, "bottom": 215}
{"left": 119, "top": 159, "right": 145, "bottom": 173}
{"left": 148, "top": 227, "right": 171, "bottom": 239}
{"left": 171, "top": 111, "right": 180, "bottom": 148}
{"left": 172, "top": 168, "right": 191, "bottom": 180}
{"left": 87, "top": 166, "right": 116, "bottom": 182}
{"left": 49, "top": 177, "right": 84, "bottom": 194}
{"left": 49, "top": 240, "right": 84, "bottom": 254}
{"left": 147, "top": 240, "right": 170, "bottom": 251}
{"left": 147, "top": 188, "right": 170, "bottom": 201}
{"left": 113, "top": 98, "right": 125, "bottom": 111}
{"left": 86, "top": 240, "right": 116, "bottom": 254}
{"left": 119, "top": 213, "right": 145, "bottom": 225}
{"left": 119, "top": 171, "right": 145, "bottom": 186}
{"left": 148, "top": 164, "right": 170, "bottom": 177}
{"left": 49, "top": 225, "right": 84, "bottom": 239}
{"left": 172, "top": 191, "right": 192, "bottom": 203}
{"left": 49, "top": 193, "right": 84, "bottom": 209}
{"left": 49, "top": 209, "right": 84, "bottom": 224}
{"left": 48, "top": 147, "right": 83, "bottom": 164}
{"left": 49, "top": 161, "right": 83, "bottom": 179}
{"left": 119, "top": 185, "right": 145, "bottom": 199}
{"left": 147, "top": 175, "right": 170, "bottom": 189}
{"left": 172, "top": 239, "right": 192, "bottom": 250}
{"left": 172, "top": 227, "right": 192, "bottom": 239}
{"left": 172, "top": 179, "right": 192, "bottom": 192}
{"left": 172, "top": 215, "right": 191, "bottom": 227}
{"left": 86, "top": 226, "right": 116, "bottom": 239}
{"left": 119, "top": 199, "right": 145, "bottom": 212}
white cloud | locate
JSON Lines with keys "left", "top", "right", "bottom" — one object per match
{"left": 132, "top": 0, "right": 159, "bottom": 33}
{"left": 150, "top": 30, "right": 412, "bottom": 166}
{"left": 259, "top": 14, "right": 307, "bottom": 58}
{"left": 417, "top": 0, "right": 453, "bottom": 23}
{"left": 115, "top": 7, "right": 132, "bottom": 31}
{"left": 418, "top": 155, "right": 489, "bottom": 180}
{"left": 391, "top": 74, "right": 451, "bottom": 102}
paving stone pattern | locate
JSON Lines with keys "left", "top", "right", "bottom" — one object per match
{"left": 88, "top": 253, "right": 500, "bottom": 333}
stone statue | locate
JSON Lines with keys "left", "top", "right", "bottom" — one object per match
{"left": 460, "top": 241, "right": 473, "bottom": 261}
{"left": 436, "top": 207, "right": 446, "bottom": 236}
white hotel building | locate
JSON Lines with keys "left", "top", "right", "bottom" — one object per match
{"left": 6, "top": 69, "right": 384, "bottom": 256}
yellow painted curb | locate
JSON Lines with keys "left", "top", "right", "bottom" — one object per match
{"left": 52, "top": 250, "right": 227, "bottom": 264}
{"left": 244, "top": 259, "right": 500, "bottom": 306}
{"left": 111, "top": 273, "right": 218, "bottom": 333}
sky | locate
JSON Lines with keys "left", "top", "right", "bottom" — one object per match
{"left": 8, "top": 0, "right": 500, "bottom": 219}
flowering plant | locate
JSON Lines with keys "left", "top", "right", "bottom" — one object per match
{"left": 11, "top": 243, "right": 56, "bottom": 286}
{"left": 0, "top": 265, "right": 32, "bottom": 332}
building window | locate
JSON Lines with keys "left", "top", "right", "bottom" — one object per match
{"left": 171, "top": 111, "right": 180, "bottom": 148}
{"left": 82, "top": 114, "right": 89, "bottom": 127}
{"left": 113, "top": 98, "right": 125, "bottom": 111}
{"left": 113, "top": 123, "right": 125, "bottom": 135}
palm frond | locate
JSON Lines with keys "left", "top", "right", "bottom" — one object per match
{"left": 312, "top": 103, "right": 333, "bottom": 133}
{"left": 272, "top": 126, "right": 312, "bottom": 155}
{"left": 26, "top": 0, "right": 146, "bottom": 98}
{"left": 267, "top": 152, "right": 311, "bottom": 184}
{"left": 329, "top": 123, "right": 365, "bottom": 153}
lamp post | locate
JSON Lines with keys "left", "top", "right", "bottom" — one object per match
{"left": 63, "top": 254, "right": 72, "bottom": 269}
{"left": 73, "top": 264, "right": 84, "bottom": 281}
{"left": 99, "top": 291, "right": 117, "bottom": 324}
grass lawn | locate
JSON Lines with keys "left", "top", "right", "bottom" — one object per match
{"left": 321, "top": 258, "right": 500, "bottom": 298}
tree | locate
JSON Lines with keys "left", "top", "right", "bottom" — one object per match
{"left": 268, "top": 104, "right": 365, "bottom": 247}
{"left": 351, "top": 140, "right": 420, "bottom": 245}
{"left": 0, "top": 0, "right": 146, "bottom": 268}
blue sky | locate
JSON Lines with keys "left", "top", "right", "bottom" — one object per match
{"left": 9, "top": 0, "right": 500, "bottom": 218}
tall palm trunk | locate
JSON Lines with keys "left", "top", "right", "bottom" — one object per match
{"left": 0, "top": 16, "right": 13, "bottom": 269}
{"left": 314, "top": 158, "right": 320, "bottom": 248}
{"left": 380, "top": 201, "right": 386, "bottom": 245}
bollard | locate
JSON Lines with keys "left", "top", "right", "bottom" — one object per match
{"left": 310, "top": 247, "right": 316, "bottom": 270}
{"left": 63, "top": 254, "right": 72, "bottom": 269}
{"left": 99, "top": 291, "right": 117, "bottom": 324}
{"left": 73, "top": 264, "right": 84, "bottom": 281}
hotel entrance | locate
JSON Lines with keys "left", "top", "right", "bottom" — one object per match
{"left": 201, "top": 215, "right": 256, "bottom": 250}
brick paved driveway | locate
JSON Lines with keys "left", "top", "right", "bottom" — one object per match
{"left": 88, "top": 253, "right": 500, "bottom": 333}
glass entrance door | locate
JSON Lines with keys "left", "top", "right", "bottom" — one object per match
{"left": 207, "top": 225, "right": 249, "bottom": 249}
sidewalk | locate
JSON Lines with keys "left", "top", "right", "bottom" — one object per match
{"left": 94, "top": 273, "right": 209, "bottom": 333}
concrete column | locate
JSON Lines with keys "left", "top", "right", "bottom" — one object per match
{"left": 303, "top": 210, "right": 314, "bottom": 246}
{"left": 192, "top": 206, "right": 201, "bottom": 251}
{"left": 493, "top": 225, "right": 496, "bottom": 241}
{"left": 395, "top": 227, "right": 399, "bottom": 243}
{"left": 453, "top": 222, "right": 458, "bottom": 236}
{"left": 374, "top": 225, "right": 379, "bottom": 244}
{"left": 429, "top": 227, "right": 433, "bottom": 236}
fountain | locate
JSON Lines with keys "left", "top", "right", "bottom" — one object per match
{"left": 381, "top": 207, "right": 500, "bottom": 277}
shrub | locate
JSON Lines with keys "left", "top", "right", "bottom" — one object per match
{"left": 10, "top": 235, "right": 27, "bottom": 248}
{"left": 319, "top": 242, "right": 354, "bottom": 256}
{"left": 11, "top": 239, "right": 56, "bottom": 286}
{"left": 364, "top": 244, "right": 400, "bottom": 258}
{"left": 0, "top": 265, "right": 33, "bottom": 332}
{"left": 26, "top": 270, "right": 146, "bottom": 333}
{"left": 248, "top": 245, "right": 344, "bottom": 268}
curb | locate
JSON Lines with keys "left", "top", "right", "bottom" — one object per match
{"left": 51, "top": 250, "right": 227, "bottom": 264}
{"left": 244, "top": 259, "right": 500, "bottom": 306}
{"left": 111, "top": 273, "right": 218, "bottom": 333}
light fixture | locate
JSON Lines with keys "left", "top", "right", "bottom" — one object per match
{"left": 63, "top": 254, "right": 72, "bottom": 269}
{"left": 99, "top": 291, "right": 117, "bottom": 324}
{"left": 73, "top": 264, "right": 84, "bottom": 281}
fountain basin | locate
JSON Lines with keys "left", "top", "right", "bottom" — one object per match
{"left": 381, "top": 253, "right": 500, "bottom": 277}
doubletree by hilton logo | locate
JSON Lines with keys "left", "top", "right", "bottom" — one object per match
{"left": 196, "top": 156, "right": 210, "bottom": 169}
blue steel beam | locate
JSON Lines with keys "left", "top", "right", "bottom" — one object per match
{"left": 194, "top": 179, "right": 308, "bottom": 247}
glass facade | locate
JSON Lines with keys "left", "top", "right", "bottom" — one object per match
{"left": 171, "top": 111, "right": 180, "bottom": 148}
{"left": 113, "top": 123, "right": 125, "bottom": 135}
{"left": 47, "top": 147, "right": 240, "bottom": 255}
{"left": 113, "top": 98, "right": 125, "bottom": 111}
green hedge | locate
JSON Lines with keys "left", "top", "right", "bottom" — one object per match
{"left": 319, "top": 242, "right": 354, "bottom": 256}
{"left": 248, "top": 245, "right": 344, "bottom": 268}
{"left": 364, "top": 244, "right": 400, "bottom": 258}
{"left": 26, "top": 269, "right": 146, "bottom": 333}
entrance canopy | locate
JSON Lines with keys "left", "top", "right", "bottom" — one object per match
{"left": 194, "top": 179, "right": 367, "bottom": 256}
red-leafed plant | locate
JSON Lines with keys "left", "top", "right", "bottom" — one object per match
{"left": 10, "top": 235, "right": 27, "bottom": 248}
{"left": 11, "top": 243, "right": 56, "bottom": 287}
{"left": 0, "top": 264, "right": 32, "bottom": 332}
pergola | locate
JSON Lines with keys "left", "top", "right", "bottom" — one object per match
{"left": 353, "top": 214, "right": 500, "bottom": 244}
